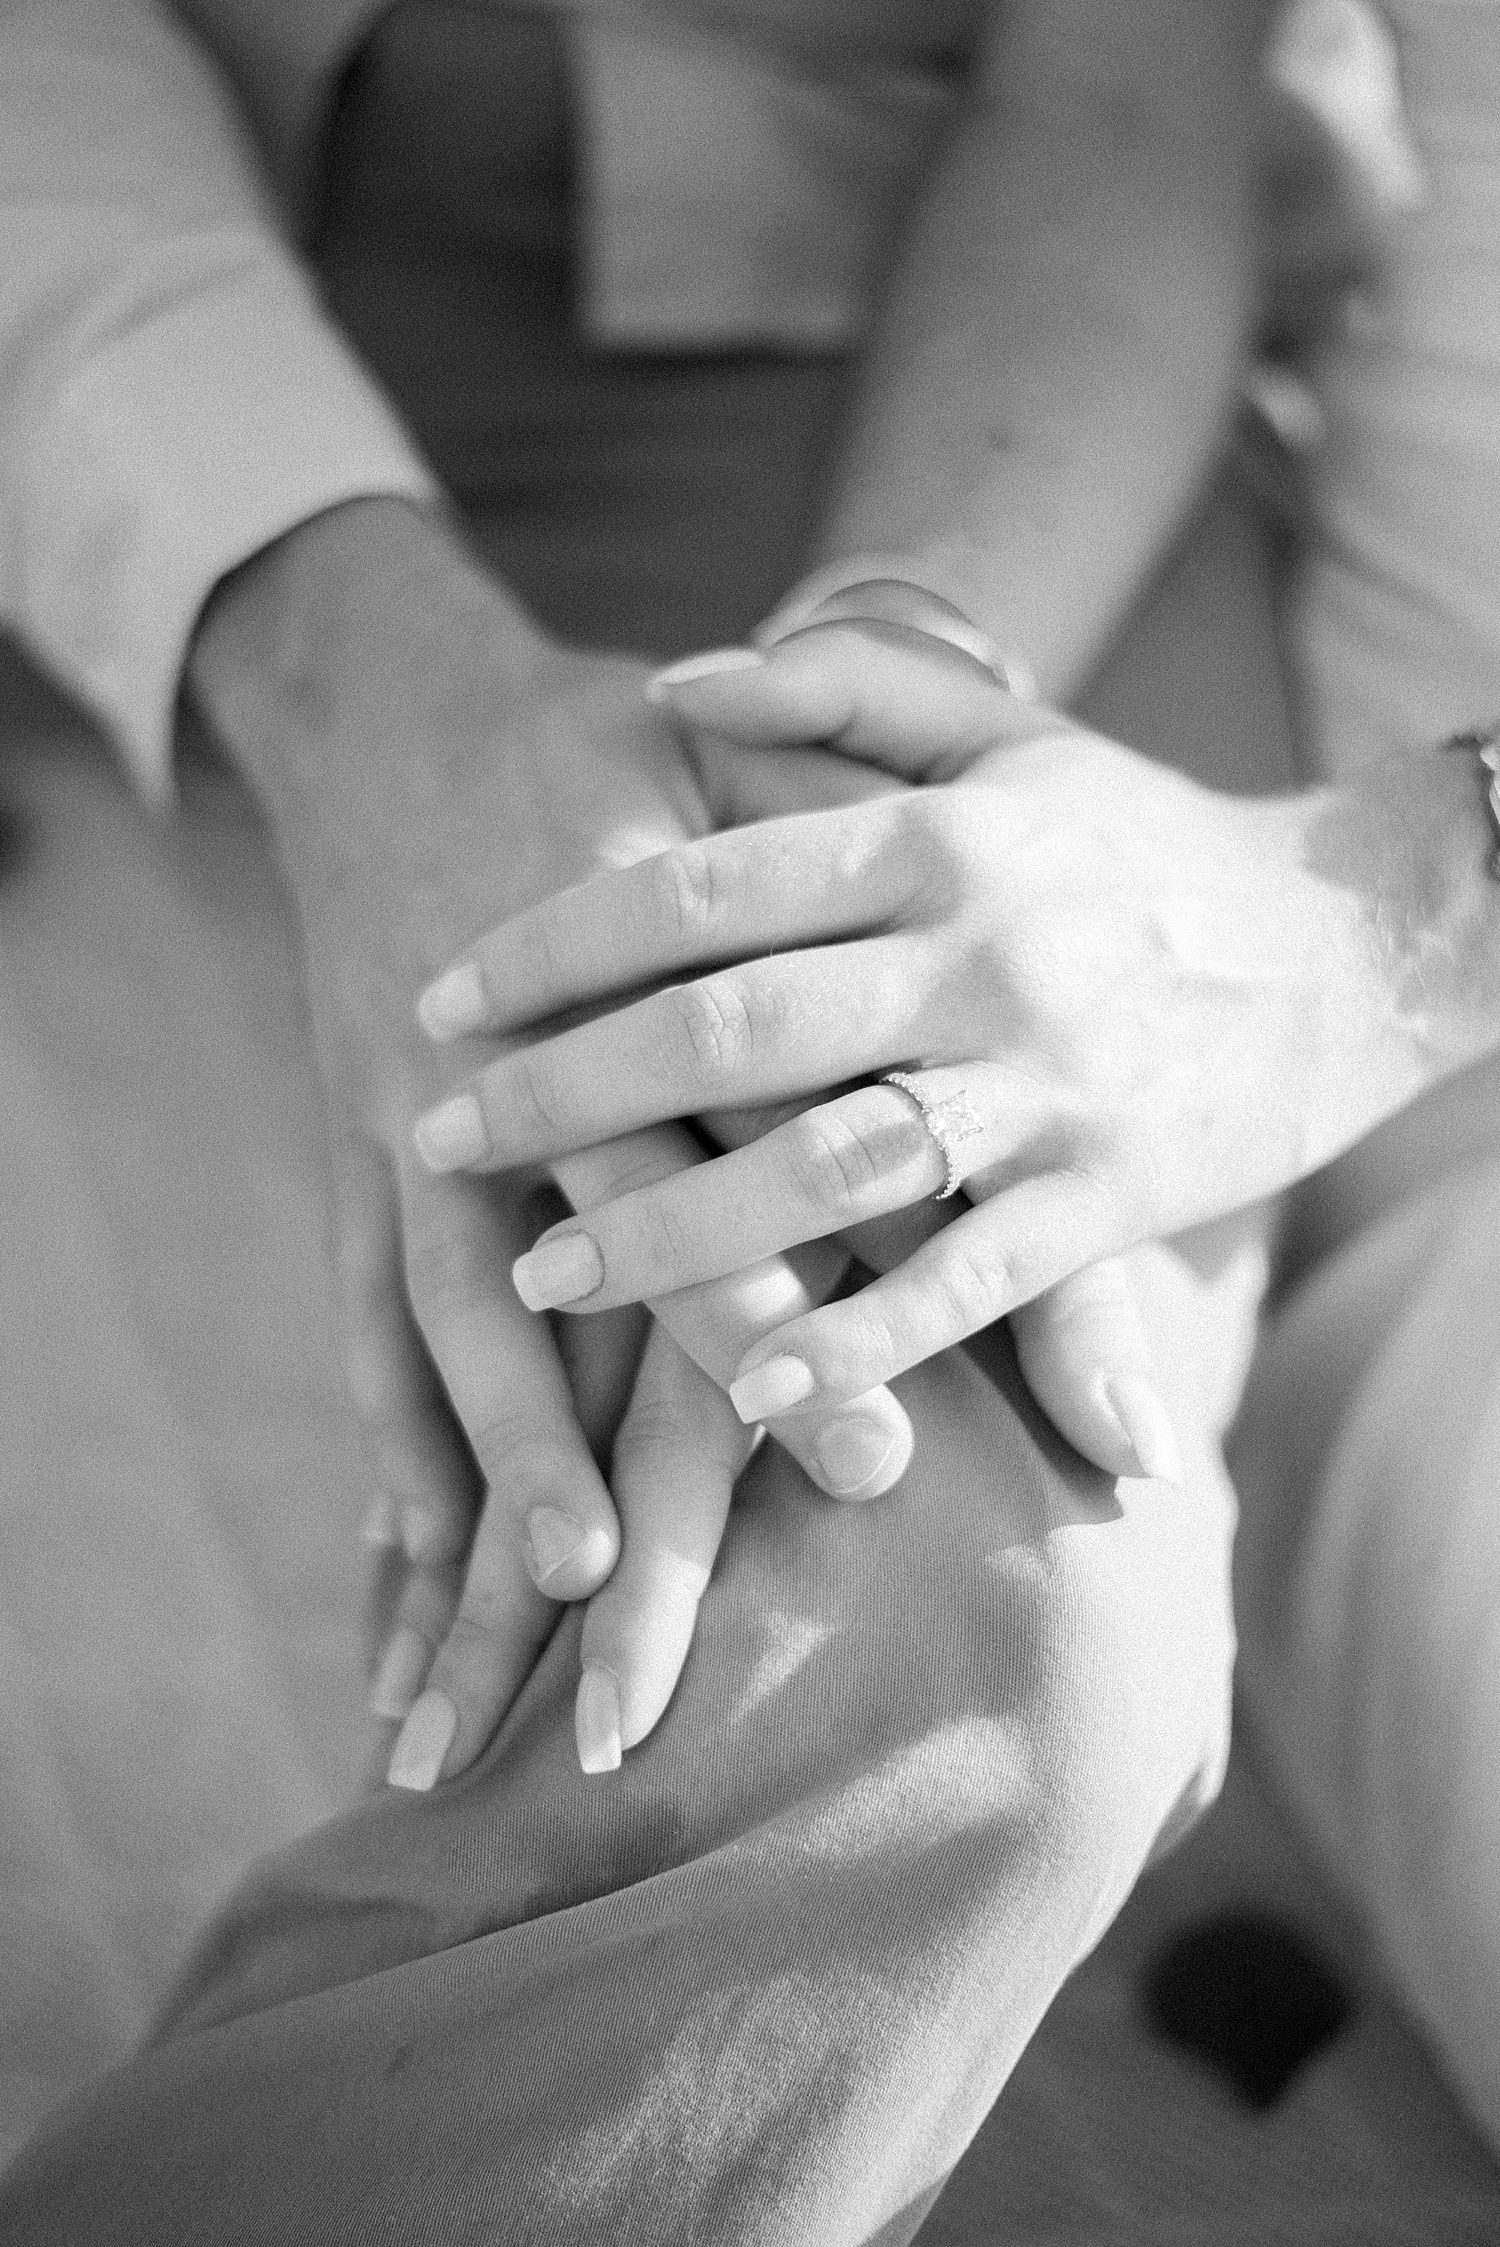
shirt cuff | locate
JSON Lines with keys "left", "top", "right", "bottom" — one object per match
{"left": 13, "top": 239, "right": 438, "bottom": 803}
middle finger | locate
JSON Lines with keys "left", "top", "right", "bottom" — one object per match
{"left": 413, "top": 938, "right": 919, "bottom": 1174}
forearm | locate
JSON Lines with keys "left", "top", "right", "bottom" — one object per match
{"left": 813, "top": 0, "right": 1274, "bottom": 702}
{"left": 0, "top": 0, "right": 433, "bottom": 792}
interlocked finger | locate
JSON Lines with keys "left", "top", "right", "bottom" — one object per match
{"left": 379, "top": 1154, "right": 626, "bottom": 1790}
{"left": 389, "top": 1488, "right": 565, "bottom": 1788}
{"left": 511, "top": 1078, "right": 1031, "bottom": 1316}
{"left": 700, "top": 1101, "right": 1173, "bottom": 1485}
{"left": 397, "top": 1152, "right": 623, "bottom": 1596}
{"left": 556, "top": 1126, "right": 915, "bottom": 1502}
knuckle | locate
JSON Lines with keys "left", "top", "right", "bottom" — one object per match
{"left": 651, "top": 842, "right": 723, "bottom": 945}
{"left": 464, "top": 1405, "right": 555, "bottom": 1485}
{"left": 505, "top": 1050, "right": 567, "bottom": 1145}
{"left": 508, "top": 909, "right": 564, "bottom": 1009}
{"left": 615, "top": 1375, "right": 739, "bottom": 1482}
{"left": 635, "top": 1193, "right": 695, "bottom": 1277}
{"left": 665, "top": 975, "right": 755, "bottom": 1085}
{"left": 614, "top": 1376, "right": 701, "bottom": 1464}
{"left": 933, "top": 1242, "right": 1016, "bottom": 1336}
{"left": 820, "top": 1295, "right": 901, "bottom": 1386}
{"left": 785, "top": 1110, "right": 881, "bottom": 1212}
{"left": 613, "top": 1392, "right": 686, "bottom": 1464}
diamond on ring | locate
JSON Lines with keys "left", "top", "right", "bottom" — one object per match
{"left": 881, "top": 1070, "right": 985, "bottom": 1200}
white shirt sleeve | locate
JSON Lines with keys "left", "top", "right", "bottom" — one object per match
{"left": 0, "top": 0, "right": 438, "bottom": 801}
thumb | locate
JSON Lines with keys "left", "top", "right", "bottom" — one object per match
{"left": 647, "top": 622, "right": 1045, "bottom": 778}
{"left": 1011, "top": 1259, "right": 1183, "bottom": 1485}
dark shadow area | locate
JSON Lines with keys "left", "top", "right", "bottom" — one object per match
{"left": 0, "top": 796, "right": 28, "bottom": 885}
{"left": 1143, "top": 1906, "right": 1354, "bottom": 2108}
{"left": 0, "top": 630, "right": 103, "bottom": 891}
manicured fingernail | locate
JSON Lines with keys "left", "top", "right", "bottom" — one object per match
{"left": 1103, "top": 1375, "right": 1184, "bottom": 1486}
{"left": 814, "top": 1415, "right": 900, "bottom": 1497}
{"left": 369, "top": 1624, "right": 431, "bottom": 1721}
{"left": 525, "top": 1505, "right": 587, "bottom": 1586}
{"left": 576, "top": 1665, "right": 622, "bottom": 1774}
{"left": 387, "top": 1688, "right": 458, "bottom": 1790}
{"left": 413, "top": 1092, "right": 489, "bottom": 1173}
{"left": 646, "top": 648, "right": 765, "bottom": 701}
{"left": 512, "top": 1232, "right": 605, "bottom": 1312}
{"left": 417, "top": 961, "right": 487, "bottom": 1043}
{"left": 729, "top": 1354, "right": 816, "bottom": 1424}
{"left": 362, "top": 1490, "right": 402, "bottom": 1549}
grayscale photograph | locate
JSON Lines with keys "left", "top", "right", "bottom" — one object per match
{"left": 0, "top": 0, "right": 1497, "bottom": 2239}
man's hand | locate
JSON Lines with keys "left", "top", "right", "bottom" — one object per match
{"left": 188, "top": 499, "right": 910, "bottom": 1786}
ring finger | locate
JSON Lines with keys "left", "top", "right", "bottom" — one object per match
{"left": 510, "top": 1065, "right": 1049, "bottom": 1315}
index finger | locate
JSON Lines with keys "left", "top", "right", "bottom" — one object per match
{"left": 415, "top": 794, "right": 917, "bottom": 1045}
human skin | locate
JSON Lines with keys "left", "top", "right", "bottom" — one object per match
{"left": 189, "top": 502, "right": 1185, "bottom": 1781}
{"left": 411, "top": 623, "right": 1500, "bottom": 1420}
{"left": 187, "top": 497, "right": 919, "bottom": 1783}
{"left": 187, "top": 0, "right": 1273, "bottom": 1781}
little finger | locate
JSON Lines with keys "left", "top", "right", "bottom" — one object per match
{"left": 368, "top": 1555, "right": 461, "bottom": 1725}
{"left": 386, "top": 1491, "right": 561, "bottom": 1790}
{"left": 332, "top": 1135, "right": 477, "bottom": 1570}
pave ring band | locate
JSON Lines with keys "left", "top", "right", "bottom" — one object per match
{"left": 881, "top": 1070, "right": 986, "bottom": 1201}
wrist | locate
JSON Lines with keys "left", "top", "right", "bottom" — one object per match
{"left": 188, "top": 496, "right": 550, "bottom": 849}
{"left": 1311, "top": 738, "right": 1500, "bottom": 1088}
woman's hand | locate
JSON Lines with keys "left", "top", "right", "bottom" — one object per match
{"left": 410, "top": 624, "right": 1438, "bottom": 1422}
